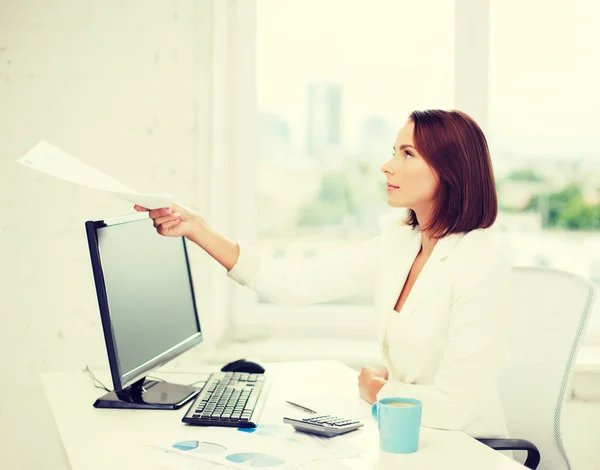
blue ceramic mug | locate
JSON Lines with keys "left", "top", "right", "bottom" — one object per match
{"left": 371, "top": 397, "right": 422, "bottom": 454}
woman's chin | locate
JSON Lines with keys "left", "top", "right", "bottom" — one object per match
{"left": 386, "top": 197, "right": 406, "bottom": 208}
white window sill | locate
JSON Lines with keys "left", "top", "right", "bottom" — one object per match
{"left": 574, "top": 345, "right": 600, "bottom": 373}
{"left": 571, "top": 345, "right": 600, "bottom": 402}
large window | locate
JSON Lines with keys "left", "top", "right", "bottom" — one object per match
{"left": 231, "top": 0, "right": 600, "bottom": 344}
{"left": 489, "top": 0, "right": 600, "bottom": 343}
{"left": 234, "top": 0, "right": 455, "bottom": 337}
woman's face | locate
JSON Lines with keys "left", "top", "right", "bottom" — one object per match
{"left": 381, "top": 121, "right": 438, "bottom": 210}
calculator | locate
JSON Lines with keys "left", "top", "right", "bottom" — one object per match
{"left": 282, "top": 414, "right": 364, "bottom": 437}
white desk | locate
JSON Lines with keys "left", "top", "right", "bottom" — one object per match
{"left": 41, "top": 360, "right": 526, "bottom": 469}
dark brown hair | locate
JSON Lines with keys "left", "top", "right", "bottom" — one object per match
{"left": 406, "top": 109, "right": 497, "bottom": 237}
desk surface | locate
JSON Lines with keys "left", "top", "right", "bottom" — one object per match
{"left": 41, "top": 360, "right": 525, "bottom": 469}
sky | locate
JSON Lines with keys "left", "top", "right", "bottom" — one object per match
{"left": 256, "top": 0, "right": 600, "bottom": 157}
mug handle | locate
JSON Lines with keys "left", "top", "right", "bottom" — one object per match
{"left": 371, "top": 402, "right": 379, "bottom": 421}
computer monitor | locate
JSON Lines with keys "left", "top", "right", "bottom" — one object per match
{"left": 85, "top": 213, "right": 203, "bottom": 410}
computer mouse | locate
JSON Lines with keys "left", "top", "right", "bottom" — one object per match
{"left": 220, "top": 358, "right": 265, "bottom": 374}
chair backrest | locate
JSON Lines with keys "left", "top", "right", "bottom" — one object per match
{"left": 501, "top": 266, "right": 595, "bottom": 470}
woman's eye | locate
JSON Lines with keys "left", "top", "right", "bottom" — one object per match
{"left": 404, "top": 151, "right": 413, "bottom": 159}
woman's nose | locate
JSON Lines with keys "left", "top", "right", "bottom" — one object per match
{"left": 381, "top": 160, "right": 394, "bottom": 174}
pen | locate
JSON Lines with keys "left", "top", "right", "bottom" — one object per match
{"left": 285, "top": 400, "right": 317, "bottom": 414}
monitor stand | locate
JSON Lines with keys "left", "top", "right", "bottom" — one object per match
{"left": 93, "top": 377, "right": 201, "bottom": 410}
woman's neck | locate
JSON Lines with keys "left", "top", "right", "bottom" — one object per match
{"left": 412, "top": 205, "right": 439, "bottom": 256}
{"left": 420, "top": 232, "right": 439, "bottom": 257}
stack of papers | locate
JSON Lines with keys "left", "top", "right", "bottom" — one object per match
{"left": 16, "top": 140, "right": 173, "bottom": 210}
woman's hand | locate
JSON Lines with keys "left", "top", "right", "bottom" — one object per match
{"left": 358, "top": 366, "right": 389, "bottom": 404}
{"left": 134, "top": 202, "right": 203, "bottom": 239}
{"left": 375, "top": 365, "right": 389, "bottom": 380}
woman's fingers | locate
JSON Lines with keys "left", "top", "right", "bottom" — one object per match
{"left": 133, "top": 205, "right": 173, "bottom": 220}
{"left": 153, "top": 212, "right": 181, "bottom": 227}
{"left": 148, "top": 207, "right": 172, "bottom": 219}
{"left": 376, "top": 366, "right": 389, "bottom": 379}
{"left": 160, "top": 219, "right": 181, "bottom": 231}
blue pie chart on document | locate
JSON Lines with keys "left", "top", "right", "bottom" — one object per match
{"left": 172, "top": 440, "right": 227, "bottom": 454}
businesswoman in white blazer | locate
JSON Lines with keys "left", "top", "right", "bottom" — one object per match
{"left": 135, "top": 109, "right": 512, "bottom": 439}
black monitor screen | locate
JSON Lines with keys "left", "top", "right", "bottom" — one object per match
{"left": 90, "top": 216, "right": 201, "bottom": 388}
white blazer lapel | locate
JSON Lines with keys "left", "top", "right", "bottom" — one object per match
{"left": 380, "top": 227, "right": 421, "bottom": 314}
{"left": 391, "top": 232, "right": 466, "bottom": 320}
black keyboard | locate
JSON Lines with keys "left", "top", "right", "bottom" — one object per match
{"left": 182, "top": 371, "right": 269, "bottom": 428}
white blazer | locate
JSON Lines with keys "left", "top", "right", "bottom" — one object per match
{"left": 226, "top": 217, "right": 513, "bottom": 438}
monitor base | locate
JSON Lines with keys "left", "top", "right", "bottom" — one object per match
{"left": 93, "top": 378, "right": 201, "bottom": 410}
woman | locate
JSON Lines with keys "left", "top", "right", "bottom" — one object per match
{"left": 135, "top": 109, "right": 512, "bottom": 438}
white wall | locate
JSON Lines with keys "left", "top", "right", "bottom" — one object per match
{"left": 0, "top": 1, "right": 217, "bottom": 468}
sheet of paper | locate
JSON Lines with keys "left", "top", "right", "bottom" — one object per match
{"left": 152, "top": 422, "right": 363, "bottom": 470}
{"left": 151, "top": 435, "right": 309, "bottom": 470}
{"left": 237, "top": 422, "right": 362, "bottom": 459}
{"left": 145, "top": 445, "right": 223, "bottom": 470}
{"left": 17, "top": 140, "right": 173, "bottom": 209}
{"left": 253, "top": 404, "right": 364, "bottom": 459}
{"left": 107, "top": 191, "right": 174, "bottom": 211}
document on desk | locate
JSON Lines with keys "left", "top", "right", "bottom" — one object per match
{"left": 150, "top": 422, "right": 362, "bottom": 470}
{"left": 151, "top": 435, "right": 307, "bottom": 469}
{"left": 16, "top": 141, "right": 173, "bottom": 209}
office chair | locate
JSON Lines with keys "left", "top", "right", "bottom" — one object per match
{"left": 477, "top": 266, "right": 596, "bottom": 470}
